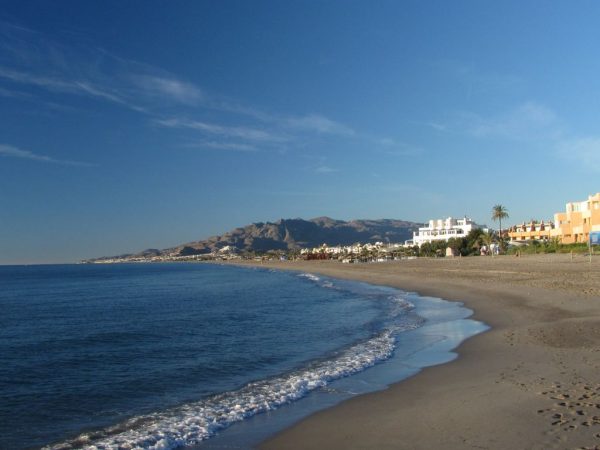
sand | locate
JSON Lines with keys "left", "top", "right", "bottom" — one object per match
{"left": 234, "top": 254, "right": 600, "bottom": 450}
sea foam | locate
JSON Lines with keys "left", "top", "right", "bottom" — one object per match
{"left": 45, "top": 273, "right": 421, "bottom": 450}
{"left": 298, "top": 273, "right": 321, "bottom": 282}
{"left": 46, "top": 329, "right": 412, "bottom": 450}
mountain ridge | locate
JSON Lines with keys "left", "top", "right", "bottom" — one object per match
{"left": 88, "top": 217, "right": 422, "bottom": 261}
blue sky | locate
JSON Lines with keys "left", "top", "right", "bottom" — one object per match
{"left": 1, "top": 1, "right": 600, "bottom": 264}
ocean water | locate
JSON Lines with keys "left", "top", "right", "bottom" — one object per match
{"left": 0, "top": 263, "right": 487, "bottom": 450}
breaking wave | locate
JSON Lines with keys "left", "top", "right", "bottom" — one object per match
{"left": 46, "top": 273, "right": 422, "bottom": 450}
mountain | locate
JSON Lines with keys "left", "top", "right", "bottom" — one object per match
{"left": 88, "top": 217, "right": 422, "bottom": 261}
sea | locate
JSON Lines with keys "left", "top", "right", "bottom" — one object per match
{"left": 0, "top": 263, "right": 488, "bottom": 450}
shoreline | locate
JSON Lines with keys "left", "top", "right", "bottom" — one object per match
{"left": 193, "top": 269, "right": 487, "bottom": 449}
{"left": 230, "top": 255, "right": 600, "bottom": 449}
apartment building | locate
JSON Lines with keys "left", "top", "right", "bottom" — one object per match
{"left": 508, "top": 221, "right": 554, "bottom": 242}
{"left": 551, "top": 193, "right": 600, "bottom": 244}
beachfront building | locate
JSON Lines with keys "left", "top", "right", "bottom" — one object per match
{"left": 551, "top": 193, "right": 600, "bottom": 244}
{"left": 300, "top": 242, "right": 389, "bottom": 257}
{"left": 299, "top": 242, "right": 401, "bottom": 262}
{"left": 508, "top": 221, "right": 555, "bottom": 243}
{"left": 406, "top": 217, "right": 483, "bottom": 246}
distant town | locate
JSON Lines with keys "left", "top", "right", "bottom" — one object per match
{"left": 86, "top": 192, "right": 600, "bottom": 264}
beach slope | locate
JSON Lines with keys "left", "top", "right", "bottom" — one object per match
{"left": 241, "top": 255, "right": 600, "bottom": 449}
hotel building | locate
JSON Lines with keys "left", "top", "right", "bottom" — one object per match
{"left": 407, "top": 217, "right": 484, "bottom": 246}
{"left": 551, "top": 193, "right": 600, "bottom": 244}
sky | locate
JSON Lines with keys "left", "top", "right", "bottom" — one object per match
{"left": 1, "top": 1, "right": 600, "bottom": 264}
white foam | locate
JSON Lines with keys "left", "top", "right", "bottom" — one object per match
{"left": 297, "top": 273, "right": 320, "bottom": 282}
{"left": 46, "top": 275, "right": 423, "bottom": 450}
{"left": 45, "top": 324, "right": 420, "bottom": 450}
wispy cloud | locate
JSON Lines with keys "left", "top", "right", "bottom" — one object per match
{"left": 212, "top": 102, "right": 358, "bottom": 139}
{"left": 73, "top": 80, "right": 142, "bottom": 110}
{"left": 156, "top": 118, "right": 287, "bottom": 142}
{"left": 315, "top": 165, "right": 339, "bottom": 174}
{"left": 0, "top": 66, "right": 76, "bottom": 91}
{"left": 0, "top": 143, "right": 93, "bottom": 166}
{"left": 556, "top": 137, "right": 600, "bottom": 173}
{"left": 431, "top": 101, "right": 563, "bottom": 142}
{"left": 285, "top": 114, "right": 355, "bottom": 136}
{"left": 0, "top": 85, "right": 30, "bottom": 98}
{"left": 465, "top": 102, "right": 562, "bottom": 140}
{"left": 409, "top": 120, "right": 448, "bottom": 132}
{"left": 429, "top": 97, "right": 600, "bottom": 174}
{"left": 184, "top": 141, "right": 258, "bottom": 152}
{"left": 210, "top": 100, "right": 276, "bottom": 122}
{"left": 0, "top": 84, "right": 81, "bottom": 113}
{"left": 134, "top": 75, "right": 204, "bottom": 105}
{"left": 0, "top": 19, "right": 393, "bottom": 158}
{"left": 0, "top": 66, "right": 145, "bottom": 112}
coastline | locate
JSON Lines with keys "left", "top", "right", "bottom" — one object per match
{"left": 192, "top": 269, "right": 486, "bottom": 449}
{"left": 230, "top": 254, "right": 600, "bottom": 449}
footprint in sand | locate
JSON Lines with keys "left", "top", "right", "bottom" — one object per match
{"left": 537, "top": 382, "right": 600, "bottom": 448}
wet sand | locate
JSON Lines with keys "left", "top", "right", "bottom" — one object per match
{"left": 236, "top": 254, "right": 600, "bottom": 449}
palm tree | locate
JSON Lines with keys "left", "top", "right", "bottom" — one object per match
{"left": 492, "top": 205, "right": 509, "bottom": 254}
{"left": 492, "top": 204, "right": 509, "bottom": 239}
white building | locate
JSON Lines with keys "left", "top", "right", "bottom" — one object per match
{"left": 406, "top": 217, "right": 484, "bottom": 246}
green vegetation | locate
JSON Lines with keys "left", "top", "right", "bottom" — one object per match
{"left": 492, "top": 204, "right": 509, "bottom": 252}
{"left": 418, "top": 240, "right": 448, "bottom": 257}
{"left": 507, "top": 241, "right": 599, "bottom": 255}
{"left": 415, "top": 228, "right": 497, "bottom": 257}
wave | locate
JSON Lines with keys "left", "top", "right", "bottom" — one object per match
{"left": 46, "top": 324, "right": 420, "bottom": 450}
{"left": 46, "top": 273, "right": 422, "bottom": 450}
{"left": 297, "top": 272, "right": 415, "bottom": 318}
{"left": 297, "top": 272, "right": 321, "bottom": 282}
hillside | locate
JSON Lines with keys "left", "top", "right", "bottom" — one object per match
{"left": 89, "top": 217, "right": 422, "bottom": 261}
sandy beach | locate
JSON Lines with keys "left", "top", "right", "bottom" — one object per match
{"left": 234, "top": 254, "right": 600, "bottom": 450}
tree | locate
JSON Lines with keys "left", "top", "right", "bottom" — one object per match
{"left": 492, "top": 204, "right": 509, "bottom": 245}
{"left": 465, "top": 228, "right": 485, "bottom": 255}
{"left": 447, "top": 237, "right": 465, "bottom": 255}
{"left": 479, "top": 230, "right": 495, "bottom": 256}
{"left": 420, "top": 242, "right": 434, "bottom": 257}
